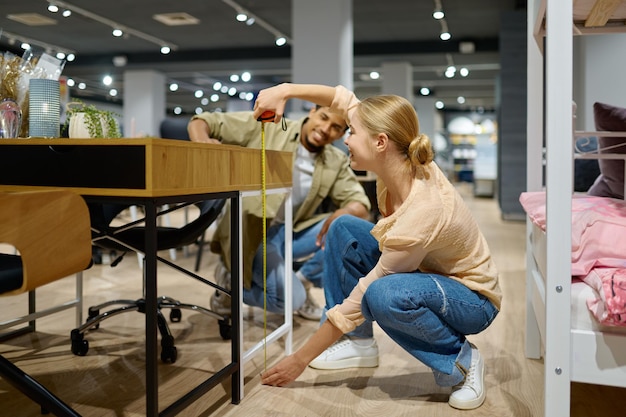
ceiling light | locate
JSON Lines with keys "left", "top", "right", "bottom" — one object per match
{"left": 275, "top": 36, "right": 287, "bottom": 47}
{"left": 109, "top": 88, "right": 118, "bottom": 97}
{"left": 56, "top": 52, "right": 66, "bottom": 60}
{"left": 48, "top": 4, "right": 59, "bottom": 13}
{"left": 66, "top": 53, "right": 75, "bottom": 61}
{"left": 241, "top": 72, "right": 251, "bottom": 82}
{"left": 103, "top": 75, "right": 113, "bottom": 86}
{"left": 78, "top": 82, "right": 86, "bottom": 90}
{"left": 435, "top": 101, "right": 444, "bottom": 109}
{"left": 194, "top": 89, "right": 204, "bottom": 98}
{"left": 440, "top": 31, "right": 451, "bottom": 41}
{"left": 66, "top": 78, "right": 75, "bottom": 87}
{"left": 369, "top": 71, "right": 380, "bottom": 80}
{"left": 173, "top": 107, "right": 182, "bottom": 115}
{"left": 195, "top": 107, "right": 203, "bottom": 115}
{"left": 246, "top": 18, "right": 255, "bottom": 26}
{"left": 113, "top": 55, "right": 128, "bottom": 67}
{"left": 230, "top": 74, "right": 239, "bottom": 82}
{"left": 160, "top": 45, "right": 171, "bottom": 54}
{"left": 169, "top": 83, "right": 179, "bottom": 92}
{"left": 236, "top": 12, "right": 247, "bottom": 22}
{"left": 62, "top": 9, "right": 71, "bottom": 18}
{"left": 433, "top": 0, "right": 444, "bottom": 20}
{"left": 420, "top": 87, "right": 431, "bottom": 96}
{"left": 201, "top": 97, "right": 209, "bottom": 105}
{"left": 211, "top": 94, "right": 219, "bottom": 102}
{"left": 213, "top": 82, "right": 222, "bottom": 91}
{"left": 460, "top": 67, "right": 469, "bottom": 77}
{"left": 228, "top": 87, "right": 237, "bottom": 96}
{"left": 220, "top": 86, "right": 229, "bottom": 93}
{"left": 20, "top": 42, "right": 30, "bottom": 50}
{"left": 112, "top": 29, "right": 123, "bottom": 37}
{"left": 457, "top": 96, "right": 466, "bottom": 104}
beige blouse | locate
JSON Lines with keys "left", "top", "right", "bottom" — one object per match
{"left": 325, "top": 86, "right": 502, "bottom": 334}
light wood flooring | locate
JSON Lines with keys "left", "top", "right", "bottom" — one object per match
{"left": 2, "top": 183, "right": 626, "bottom": 416}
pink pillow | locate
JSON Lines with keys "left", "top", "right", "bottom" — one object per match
{"left": 519, "top": 191, "right": 626, "bottom": 275}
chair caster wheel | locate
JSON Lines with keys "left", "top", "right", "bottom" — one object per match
{"left": 218, "top": 319, "right": 232, "bottom": 340}
{"left": 160, "top": 335, "right": 177, "bottom": 363}
{"left": 87, "top": 308, "right": 100, "bottom": 330}
{"left": 169, "top": 308, "right": 182, "bottom": 322}
{"left": 70, "top": 329, "right": 89, "bottom": 356}
{"left": 161, "top": 346, "right": 178, "bottom": 363}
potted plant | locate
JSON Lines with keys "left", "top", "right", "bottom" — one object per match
{"left": 65, "top": 100, "right": 121, "bottom": 138}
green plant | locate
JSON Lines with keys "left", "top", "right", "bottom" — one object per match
{"left": 65, "top": 100, "right": 121, "bottom": 138}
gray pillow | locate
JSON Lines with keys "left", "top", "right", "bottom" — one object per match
{"left": 587, "top": 102, "right": 626, "bottom": 199}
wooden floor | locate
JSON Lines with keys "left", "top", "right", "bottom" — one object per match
{"left": 2, "top": 183, "right": 626, "bottom": 416}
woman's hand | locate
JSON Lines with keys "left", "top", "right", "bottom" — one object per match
{"left": 261, "top": 354, "right": 308, "bottom": 387}
{"left": 253, "top": 83, "right": 291, "bottom": 124}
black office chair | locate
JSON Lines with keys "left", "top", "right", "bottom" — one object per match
{"left": 1, "top": 190, "right": 92, "bottom": 417}
{"left": 69, "top": 198, "right": 228, "bottom": 363}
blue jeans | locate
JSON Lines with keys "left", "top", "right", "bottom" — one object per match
{"left": 322, "top": 215, "right": 499, "bottom": 387}
{"left": 243, "top": 218, "right": 326, "bottom": 313}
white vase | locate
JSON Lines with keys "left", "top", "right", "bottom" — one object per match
{"left": 68, "top": 112, "right": 110, "bottom": 138}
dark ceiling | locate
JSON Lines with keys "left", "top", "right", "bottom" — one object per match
{"left": 1, "top": 0, "right": 527, "bottom": 115}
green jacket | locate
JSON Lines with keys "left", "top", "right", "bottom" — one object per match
{"left": 191, "top": 111, "right": 371, "bottom": 288}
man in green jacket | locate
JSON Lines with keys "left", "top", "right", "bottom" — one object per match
{"left": 188, "top": 105, "right": 371, "bottom": 320}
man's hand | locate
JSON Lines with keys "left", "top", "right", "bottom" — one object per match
{"left": 261, "top": 354, "right": 308, "bottom": 387}
{"left": 187, "top": 118, "right": 221, "bottom": 144}
{"left": 316, "top": 202, "right": 370, "bottom": 248}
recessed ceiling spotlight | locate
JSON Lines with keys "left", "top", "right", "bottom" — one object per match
{"left": 236, "top": 12, "right": 247, "bottom": 22}
{"left": 66, "top": 53, "right": 75, "bottom": 61}
{"left": 460, "top": 67, "right": 469, "bottom": 77}
{"left": 48, "top": 4, "right": 59, "bottom": 13}
{"left": 112, "top": 29, "right": 123, "bottom": 37}
{"left": 435, "top": 101, "right": 444, "bottom": 109}
{"left": 369, "top": 71, "right": 380, "bottom": 80}
{"left": 161, "top": 46, "right": 171, "bottom": 54}
{"left": 169, "top": 83, "right": 179, "bottom": 92}
{"left": 440, "top": 31, "right": 451, "bottom": 41}
{"left": 173, "top": 107, "right": 182, "bottom": 115}
{"left": 213, "top": 82, "right": 222, "bottom": 91}
{"left": 275, "top": 36, "right": 287, "bottom": 47}
{"left": 230, "top": 74, "right": 239, "bottom": 82}
{"left": 194, "top": 89, "right": 204, "bottom": 98}
{"left": 433, "top": 10, "right": 444, "bottom": 20}
{"left": 103, "top": 75, "right": 113, "bottom": 86}
{"left": 420, "top": 87, "right": 431, "bottom": 96}
{"left": 241, "top": 72, "right": 251, "bottom": 82}
{"left": 62, "top": 9, "right": 71, "bottom": 18}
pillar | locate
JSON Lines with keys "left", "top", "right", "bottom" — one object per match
{"left": 123, "top": 70, "right": 166, "bottom": 137}
{"left": 291, "top": 0, "right": 353, "bottom": 115}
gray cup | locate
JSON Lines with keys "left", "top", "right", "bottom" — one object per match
{"left": 0, "top": 98, "right": 22, "bottom": 138}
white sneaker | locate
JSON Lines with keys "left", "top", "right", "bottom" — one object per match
{"left": 448, "top": 346, "right": 486, "bottom": 410}
{"left": 210, "top": 262, "right": 231, "bottom": 316}
{"left": 309, "top": 337, "right": 379, "bottom": 370}
{"left": 296, "top": 291, "right": 323, "bottom": 321}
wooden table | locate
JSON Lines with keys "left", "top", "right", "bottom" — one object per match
{"left": 0, "top": 137, "right": 293, "bottom": 416}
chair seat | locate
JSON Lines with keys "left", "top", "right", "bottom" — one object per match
{"left": 0, "top": 253, "right": 23, "bottom": 294}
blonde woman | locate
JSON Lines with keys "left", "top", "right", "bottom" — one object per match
{"left": 253, "top": 84, "right": 501, "bottom": 410}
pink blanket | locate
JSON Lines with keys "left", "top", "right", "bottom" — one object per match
{"left": 520, "top": 191, "right": 626, "bottom": 326}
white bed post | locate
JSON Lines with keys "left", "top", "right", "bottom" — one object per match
{"left": 525, "top": 0, "right": 545, "bottom": 361}
{"left": 544, "top": 0, "right": 573, "bottom": 415}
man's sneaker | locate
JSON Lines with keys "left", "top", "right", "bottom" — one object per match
{"left": 448, "top": 346, "right": 486, "bottom": 410}
{"left": 296, "top": 290, "right": 323, "bottom": 320}
{"left": 309, "top": 337, "right": 379, "bottom": 370}
{"left": 210, "top": 262, "right": 231, "bottom": 316}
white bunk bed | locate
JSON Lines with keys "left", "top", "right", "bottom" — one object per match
{"left": 525, "top": 0, "right": 626, "bottom": 416}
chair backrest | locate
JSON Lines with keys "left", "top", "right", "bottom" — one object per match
{"left": 92, "top": 198, "right": 226, "bottom": 253}
{"left": 0, "top": 190, "right": 92, "bottom": 295}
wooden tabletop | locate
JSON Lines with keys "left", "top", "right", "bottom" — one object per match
{"left": 0, "top": 138, "right": 292, "bottom": 197}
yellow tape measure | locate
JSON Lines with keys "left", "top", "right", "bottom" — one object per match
{"left": 258, "top": 111, "right": 273, "bottom": 370}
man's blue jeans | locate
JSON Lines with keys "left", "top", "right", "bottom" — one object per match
{"left": 243, "top": 218, "right": 326, "bottom": 313}
{"left": 322, "top": 215, "right": 499, "bottom": 387}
